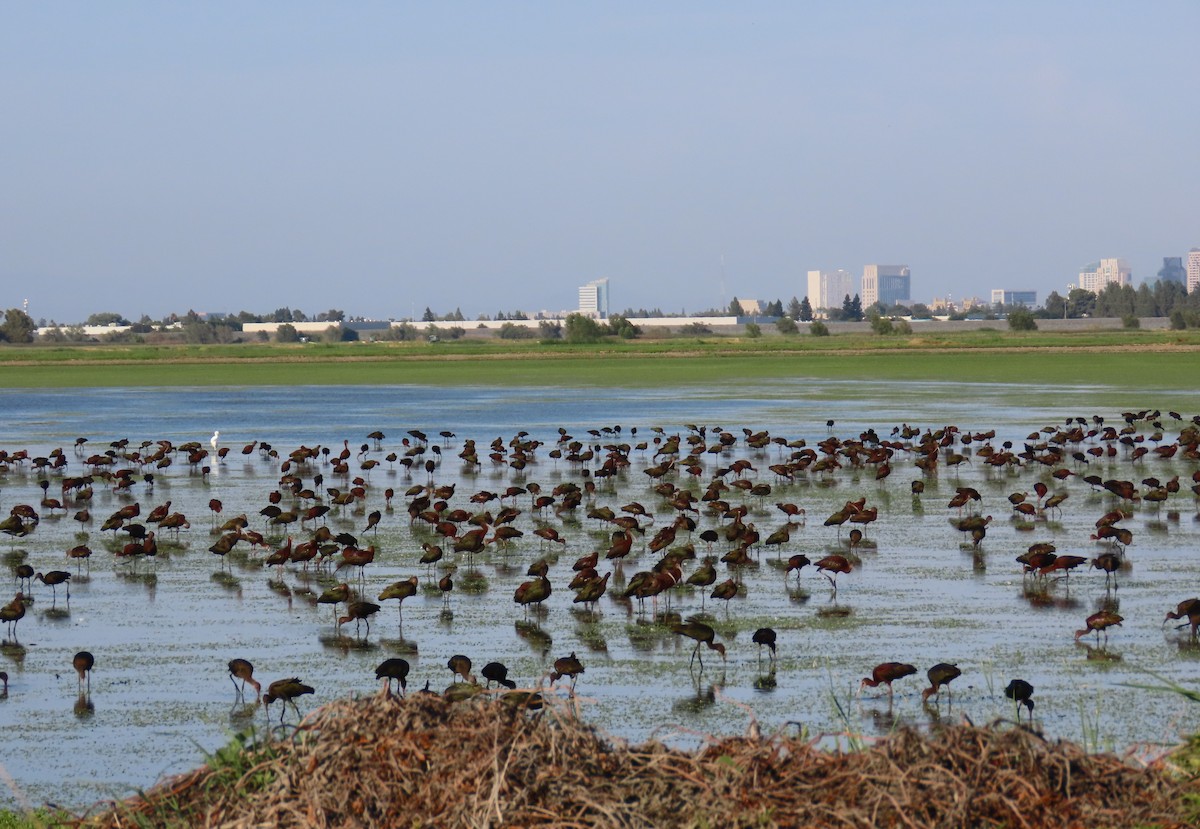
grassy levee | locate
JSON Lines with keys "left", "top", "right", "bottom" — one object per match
{"left": 1, "top": 329, "right": 1199, "bottom": 388}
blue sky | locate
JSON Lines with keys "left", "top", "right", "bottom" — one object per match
{"left": 2, "top": 2, "right": 1197, "bottom": 323}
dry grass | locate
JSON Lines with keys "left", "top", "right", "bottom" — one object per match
{"left": 75, "top": 693, "right": 1200, "bottom": 829}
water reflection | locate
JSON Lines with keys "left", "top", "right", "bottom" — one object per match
{"left": 74, "top": 692, "right": 95, "bottom": 720}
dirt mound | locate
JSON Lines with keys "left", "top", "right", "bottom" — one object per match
{"left": 80, "top": 693, "right": 1199, "bottom": 828}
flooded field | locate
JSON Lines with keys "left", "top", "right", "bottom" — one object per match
{"left": 3, "top": 380, "right": 1200, "bottom": 811}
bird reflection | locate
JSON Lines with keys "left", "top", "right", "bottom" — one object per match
{"left": 673, "top": 679, "right": 722, "bottom": 715}
{"left": 753, "top": 668, "right": 777, "bottom": 692}
{"left": 1076, "top": 641, "right": 1122, "bottom": 662}
{"left": 74, "top": 692, "right": 95, "bottom": 719}
{"left": 514, "top": 619, "right": 552, "bottom": 657}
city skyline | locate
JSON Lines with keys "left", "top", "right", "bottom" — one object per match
{"left": 2, "top": 3, "right": 1198, "bottom": 322}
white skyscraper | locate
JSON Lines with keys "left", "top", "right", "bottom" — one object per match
{"left": 1188, "top": 249, "right": 1200, "bottom": 293}
{"left": 1077, "top": 258, "right": 1131, "bottom": 293}
{"left": 861, "top": 265, "right": 911, "bottom": 308}
{"left": 578, "top": 278, "right": 610, "bottom": 319}
{"left": 806, "top": 270, "right": 855, "bottom": 313}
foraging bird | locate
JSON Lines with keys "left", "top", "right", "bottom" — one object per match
{"left": 815, "top": 555, "right": 852, "bottom": 590}
{"left": 228, "top": 658, "right": 261, "bottom": 701}
{"left": 375, "top": 658, "right": 410, "bottom": 697}
{"left": 859, "top": 662, "right": 918, "bottom": 700}
{"left": 549, "top": 652, "right": 585, "bottom": 688}
{"left": 752, "top": 628, "right": 777, "bottom": 663}
{"left": 1074, "top": 610, "right": 1123, "bottom": 643}
{"left": 448, "top": 654, "right": 476, "bottom": 684}
{"left": 1164, "top": 598, "right": 1200, "bottom": 636}
{"left": 670, "top": 620, "right": 726, "bottom": 668}
{"left": 74, "top": 651, "right": 95, "bottom": 693}
{"left": 482, "top": 661, "right": 517, "bottom": 689}
{"left": 35, "top": 570, "right": 71, "bottom": 601}
{"left": 263, "top": 678, "right": 314, "bottom": 724}
{"left": 1004, "top": 679, "right": 1035, "bottom": 721}
{"left": 921, "top": 663, "right": 962, "bottom": 704}
{"left": 1, "top": 593, "right": 26, "bottom": 637}
{"left": 337, "top": 601, "right": 381, "bottom": 636}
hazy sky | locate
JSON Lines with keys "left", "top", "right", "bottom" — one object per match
{"left": 3, "top": 2, "right": 1197, "bottom": 323}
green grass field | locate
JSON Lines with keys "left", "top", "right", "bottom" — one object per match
{"left": 1, "top": 330, "right": 1198, "bottom": 389}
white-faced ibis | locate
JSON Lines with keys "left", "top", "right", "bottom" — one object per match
{"left": 438, "top": 570, "right": 455, "bottom": 607}
{"left": 922, "top": 663, "right": 961, "bottom": 704}
{"left": 1, "top": 593, "right": 25, "bottom": 637}
{"left": 785, "top": 554, "right": 811, "bottom": 584}
{"left": 316, "top": 582, "right": 350, "bottom": 623}
{"left": 15, "top": 564, "right": 34, "bottom": 591}
{"left": 1090, "top": 552, "right": 1122, "bottom": 588}
{"left": 1075, "top": 610, "right": 1123, "bottom": 643}
{"left": 228, "top": 658, "right": 261, "bottom": 701}
{"left": 263, "top": 678, "right": 314, "bottom": 724}
{"left": 671, "top": 620, "right": 726, "bottom": 668}
{"left": 550, "top": 652, "right": 584, "bottom": 688}
{"left": 36, "top": 570, "right": 71, "bottom": 601}
{"left": 710, "top": 578, "right": 738, "bottom": 610}
{"left": 375, "top": 658, "right": 410, "bottom": 697}
{"left": 448, "top": 654, "right": 476, "bottom": 684}
{"left": 1163, "top": 598, "right": 1200, "bottom": 636}
{"left": 338, "top": 600, "right": 381, "bottom": 636}
{"left": 514, "top": 575, "right": 552, "bottom": 615}
{"left": 1004, "top": 678, "right": 1034, "bottom": 721}
{"left": 482, "top": 661, "right": 517, "bottom": 689}
{"left": 752, "top": 627, "right": 777, "bottom": 663}
{"left": 0, "top": 671, "right": 6, "bottom": 695}
{"left": 572, "top": 571, "right": 610, "bottom": 611}
{"left": 860, "top": 662, "right": 917, "bottom": 701}
{"left": 815, "top": 555, "right": 851, "bottom": 590}
{"left": 74, "top": 651, "right": 94, "bottom": 693}
{"left": 378, "top": 576, "right": 420, "bottom": 623}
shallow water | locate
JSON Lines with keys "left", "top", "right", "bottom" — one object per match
{"left": 2, "top": 380, "right": 1200, "bottom": 811}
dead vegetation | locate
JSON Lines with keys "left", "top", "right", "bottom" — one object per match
{"left": 77, "top": 693, "right": 1200, "bottom": 829}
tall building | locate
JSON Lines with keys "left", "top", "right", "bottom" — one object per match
{"left": 1077, "top": 258, "right": 1131, "bottom": 293}
{"left": 806, "top": 269, "right": 855, "bottom": 313}
{"left": 1188, "top": 249, "right": 1200, "bottom": 293}
{"left": 861, "top": 265, "right": 911, "bottom": 308}
{"left": 991, "top": 290, "right": 1037, "bottom": 308}
{"left": 1157, "top": 257, "right": 1186, "bottom": 286}
{"left": 577, "top": 278, "right": 610, "bottom": 319}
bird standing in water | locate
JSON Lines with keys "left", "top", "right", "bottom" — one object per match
{"left": 1004, "top": 679, "right": 1034, "bottom": 721}
{"left": 228, "top": 658, "right": 261, "bottom": 702}
{"left": 74, "top": 651, "right": 94, "bottom": 693}
{"left": 375, "top": 658, "right": 410, "bottom": 698}
{"left": 921, "top": 663, "right": 961, "bottom": 704}
{"left": 263, "top": 678, "right": 314, "bottom": 724}
{"left": 859, "top": 662, "right": 917, "bottom": 702}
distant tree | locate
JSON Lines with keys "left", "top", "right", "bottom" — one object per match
{"left": 422, "top": 307, "right": 436, "bottom": 322}
{"left": 451, "top": 307, "right": 465, "bottom": 322}
{"left": 499, "top": 322, "right": 536, "bottom": 340}
{"left": 607, "top": 315, "right": 640, "bottom": 339}
{"left": 0, "top": 308, "right": 35, "bottom": 343}
{"left": 320, "top": 325, "right": 345, "bottom": 343}
{"left": 1066, "top": 288, "right": 1096, "bottom": 319}
{"left": 786, "top": 296, "right": 803, "bottom": 320}
{"left": 728, "top": 297, "right": 745, "bottom": 316}
{"left": 763, "top": 299, "right": 784, "bottom": 317}
{"left": 809, "top": 320, "right": 830, "bottom": 337}
{"left": 678, "top": 322, "right": 712, "bottom": 335}
{"left": 318, "top": 308, "right": 345, "bottom": 322}
{"left": 744, "top": 322, "right": 762, "bottom": 338}
{"left": 798, "top": 296, "right": 813, "bottom": 322}
{"left": 1007, "top": 308, "right": 1038, "bottom": 331}
{"left": 1122, "top": 314, "right": 1140, "bottom": 329}
{"left": 842, "top": 294, "right": 863, "bottom": 322}
{"left": 271, "top": 307, "right": 295, "bottom": 323}
{"left": 868, "top": 310, "right": 894, "bottom": 335}
{"left": 775, "top": 316, "right": 798, "bottom": 335}
{"left": 564, "top": 313, "right": 604, "bottom": 343}
{"left": 1134, "top": 284, "right": 1157, "bottom": 317}
{"left": 538, "top": 320, "right": 562, "bottom": 340}
{"left": 909, "top": 303, "right": 932, "bottom": 319}
{"left": 894, "top": 319, "right": 913, "bottom": 335}
{"left": 1041, "top": 291, "right": 1066, "bottom": 319}
{"left": 274, "top": 324, "right": 301, "bottom": 343}
{"left": 1170, "top": 309, "right": 1188, "bottom": 330}
{"left": 85, "top": 312, "right": 128, "bottom": 326}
